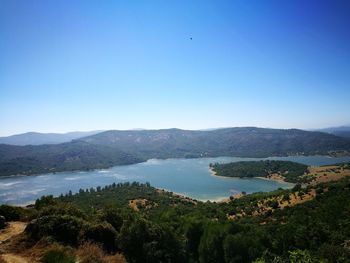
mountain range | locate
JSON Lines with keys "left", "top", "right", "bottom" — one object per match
{"left": 314, "top": 126, "right": 350, "bottom": 138}
{"left": 0, "top": 131, "right": 103, "bottom": 146}
{"left": 0, "top": 127, "right": 350, "bottom": 177}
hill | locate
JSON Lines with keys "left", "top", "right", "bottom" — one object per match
{"left": 314, "top": 126, "right": 350, "bottom": 138}
{"left": 79, "top": 127, "right": 350, "bottom": 158}
{"left": 0, "top": 127, "right": 350, "bottom": 176}
{"left": 0, "top": 131, "right": 103, "bottom": 146}
{"left": 0, "top": 141, "right": 142, "bottom": 176}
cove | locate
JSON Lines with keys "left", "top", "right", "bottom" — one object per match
{"left": 1, "top": 155, "right": 350, "bottom": 205}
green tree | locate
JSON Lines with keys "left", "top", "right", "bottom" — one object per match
{"left": 118, "top": 217, "right": 185, "bottom": 263}
{"left": 198, "top": 223, "right": 225, "bottom": 263}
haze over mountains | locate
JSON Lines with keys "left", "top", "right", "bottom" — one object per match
{"left": 0, "top": 131, "right": 103, "bottom": 146}
{"left": 1, "top": 125, "right": 350, "bottom": 146}
{"left": 314, "top": 126, "right": 350, "bottom": 138}
{"left": 0, "top": 127, "right": 350, "bottom": 177}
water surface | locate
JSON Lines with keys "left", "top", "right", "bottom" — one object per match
{"left": 1, "top": 155, "right": 349, "bottom": 205}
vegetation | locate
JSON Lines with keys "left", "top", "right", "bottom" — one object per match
{"left": 1, "top": 177, "right": 349, "bottom": 262}
{"left": 0, "top": 204, "right": 34, "bottom": 221}
{"left": 1, "top": 127, "right": 350, "bottom": 176}
{"left": 0, "top": 141, "right": 142, "bottom": 176}
{"left": 41, "top": 245, "right": 76, "bottom": 263}
{"left": 210, "top": 160, "right": 308, "bottom": 183}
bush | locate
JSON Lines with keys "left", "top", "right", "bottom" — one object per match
{"left": 41, "top": 245, "right": 76, "bottom": 263}
{"left": 39, "top": 203, "right": 86, "bottom": 219}
{"left": 0, "top": 205, "right": 24, "bottom": 221}
{"left": 99, "top": 206, "right": 124, "bottom": 232}
{"left": 77, "top": 242, "right": 106, "bottom": 263}
{"left": 289, "top": 249, "right": 317, "bottom": 263}
{"left": 77, "top": 242, "right": 127, "bottom": 263}
{"left": 0, "top": 216, "right": 6, "bottom": 229}
{"left": 26, "top": 215, "right": 85, "bottom": 245}
{"left": 269, "top": 200, "right": 279, "bottom": 209}
{"left": 84, "top": 222, "right": 117, "bottom": 252}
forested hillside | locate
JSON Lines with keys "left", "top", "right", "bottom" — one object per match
{"left": 80, "top": 127, "right": 350, "bottom": 158}
{"left": 1, "top": 127, "right": 350, "bottom": 176}
{"left": 1, "top": 178, "right": 350, "bottom": 262}
{"left": 0, "top": 141, "right": 142, "bottom": 176}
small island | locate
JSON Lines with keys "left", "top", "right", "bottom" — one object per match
{"left": 209, "top": 160, "right": 309, "bottom": 183}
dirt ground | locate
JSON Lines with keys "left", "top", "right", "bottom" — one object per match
{"left": 0, "top": 222, "right": 32, "bottom": 263}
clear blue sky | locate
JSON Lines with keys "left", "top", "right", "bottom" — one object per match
{"left": 1, "top": 0, "right": 349, "bottom": 136}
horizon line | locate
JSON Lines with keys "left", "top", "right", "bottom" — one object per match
{"left": 1, "top": 124, "right": 350, "bottom": 137}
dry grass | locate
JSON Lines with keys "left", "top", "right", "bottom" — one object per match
{"left": 0, "top": 222, "right": 27, "bottom": 243}
{"left": 128, "top": 198, "right": 148, "bottom": 212}
{"left": 228, "top": 164, "right": 350, "bottom": 220}
{"left": 307, "top": 165, "right": 350, "bottom": 185}
{"left": 104, "top": 254, "right": 127, "bottom": 263}
{"left": 0, "top": 221, "right": 37, "bottom": 262}
{"left": 77, "top": 242, "right": 126, "bottom": 263}
{"left": 228, "top": 189, "right": 316, "bottom": 220}
{"left": 0, "top": 254, "right": 31, "bottom": 263}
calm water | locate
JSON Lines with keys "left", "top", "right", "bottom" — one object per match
{"left": 1, "top": 156, "right": 350, "bottom": 205}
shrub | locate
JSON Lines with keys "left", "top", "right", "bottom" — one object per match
{"left": 39, "top": 203, "right": 86, "bottom": 219}
{"left": 77, "top": 242, "right": 106, "bottom": 263}
{"left": 288, "top": 249, "right": 317, "bottom": 263}
{"left": 83, "top": 222, "right": 117, "bottom": 252}
{"left": 270, "top": 200, "right": 279, "bottom": 209}
{"left": 99, "top": 207, "right": 123, "bottom": 232}
{"left": 77, "top": 242, "right": 127, "bottom": 263}
{"left": 0, "top": 216, "right": 6, "bottom": 229}
{"left": 41, "top": 245, "right": 76, "bottom": 263}
{"left": 26, "top": 215, "right": 85, "bottom": 245}
{"left": 0, "top": 205, "right": 24, "bottom": 221}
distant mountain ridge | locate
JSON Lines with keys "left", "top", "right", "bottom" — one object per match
{"left": 79, "top": 127, "right": 350, "bottom": 159}
{"left": 0, "top": 127, "right": 350, "bottom": 177}
{"left": 313, "top": 126, "right": 350, "bottom": 138}
{"left": 0, "top": 131, "right": 103, "bottom": 145}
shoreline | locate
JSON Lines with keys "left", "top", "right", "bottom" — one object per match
{"left": 208, "top": 167, "right": 293, "bottom": 202}
{"left": 209, "top": 167, "right": 289, "bottom": 184}
{"left": 1, "top": 156, "right": 348, "bottom": 206}
{"left": 155, "top": 187, "right": 232, "bottom": 203}
{"left": 2, "top": 154, "right": 350, "bottom": 178}
{"left": 255, "top": 176, "right": 288, "bottom": 184}
{"left": 209, "top": 167, "right": 218, "bottom": 177}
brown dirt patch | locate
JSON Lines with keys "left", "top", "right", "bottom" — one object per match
{"left": 0, "top": 222, "right": 36, "bottom": 263}
{"left": 0, "top": 222, "right": 27, "bottom": 243}
{"left": 307, "top": 165, "right": 350, "bottom": 185}
{"left": 0, "top": 254, "right": 29, "bottom": 263}
{"left": 129, "top": 199, "right": 149, "bottom": 211}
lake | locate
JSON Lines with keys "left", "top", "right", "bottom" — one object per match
{"left": 1, "top": 155, "right": 350, "bottom": 205}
